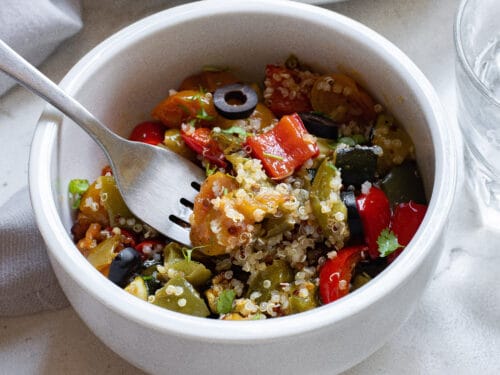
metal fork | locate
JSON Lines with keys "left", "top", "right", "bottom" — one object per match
{"left": 0, "top": 39, "right": 204, "bottom": 246}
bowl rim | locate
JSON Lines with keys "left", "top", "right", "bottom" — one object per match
{"left": 29, "top": 0, "right": 456, "bottom": 342}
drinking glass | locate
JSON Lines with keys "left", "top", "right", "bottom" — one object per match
{"left": 454, "top": 0, "right": 500, "bottom": 228}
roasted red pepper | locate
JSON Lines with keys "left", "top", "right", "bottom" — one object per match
{"left": 264, "top": 65, "right": 313, "bottom": 117}
{"left": 181, "top": 127, "right": 227, "bottom": 168}
{"left": 245, "top": 113, "right": 319, "bottom": 179}
{"left": 319, "top": 245, "right": 367, "bottom": 304}
{"left": 388, "top": 201, "right": 427, "bottom": 263}
{"left": 129, "top": 121, "right": 166, "bottom": 145}
{"left": 355, "top": 186, "right": 391, "bottom": 259}
{"left": 135, "top": 240, "right": 165, "bottom": 256}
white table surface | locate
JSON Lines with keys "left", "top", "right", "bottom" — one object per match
{"left": 1, "top": 0, "right": 499, "bottom": 374}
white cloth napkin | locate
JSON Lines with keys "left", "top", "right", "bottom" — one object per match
{"left": 0, "top": 0, "right": 81, "bottom": 315}
{"left": 0, "top": 0, "right": 82, "bottom": 95}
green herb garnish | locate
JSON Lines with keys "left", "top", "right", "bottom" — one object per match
{"left": 263, "top": 152, "right": 284, "bottom": 160}
{"left": 221, "top": 126, "right": 250, "bottom": 138}
{"left": 205, "top": 163, "right": 217, "bottom": 177}
{"left": 196, "top": 106, "right": 215, "bottom": 121}
{"left": 68, "top": 179, "right": 89, "bottom": 209}
{"left": 216, "top": 289, "right": 236, "bottom": 314}
{"left": 377, "top": 228, "right": 403, "bottom": 257}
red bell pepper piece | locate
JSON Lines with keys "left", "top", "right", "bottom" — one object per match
{"left": 181, "top": 127, "right": 227, "bottom": 168}
{"left": 319, "top": 245, "right": 368, "bottom": 304}
{"left": 129, "top": 121, "right": 166, "bottom": 145}
{"left": 388, "top": 201, "right": 427, "bottom": 263}
{"left": 135, "top": 240, "right": 165, "bottom": 256}
{"left": 245, "top": 113, "right": 319, "bottom": 179}
{"left": 355, "top": 186, "right": 391, "bottom": 259}
{"left": 264, "top": 65, "right": 313, "bottom": 117}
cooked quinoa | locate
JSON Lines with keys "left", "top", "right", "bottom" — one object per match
{"left": 70, "top": 56, "right": 428, "bottom": 319}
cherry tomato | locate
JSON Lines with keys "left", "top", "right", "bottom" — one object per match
{"left": 388, "top": 201, "right": 427, "bottom": 263}
{"left": 264, "top": 65, "right": 313, "bottom": 117}
{"left": 129, "top": 121, "right": 166, "bottom": 145}
{"left": 319, "top": 245, "right": 367, "bottom": 304}
{"left": 181, "top": 127, "right": 227, "bottom": 168}
{"left": 355, "top": 186, "right": 391, "bottom": 259}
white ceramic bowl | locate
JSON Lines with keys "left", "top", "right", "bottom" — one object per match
{"left": 29, "top": 1, "right": 456, "bottom": 374}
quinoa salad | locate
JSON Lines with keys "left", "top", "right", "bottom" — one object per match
{"left": 69, "top": 56, "right": 428, "bottom": 320}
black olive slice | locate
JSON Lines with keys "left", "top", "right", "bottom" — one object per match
{"left": 298, "top": 112, "right": 340, "bottom": 139}
{"left": 213, "top": 83, "right": 258, "bottom": 119}
{"left": 108, "top": 247, "right": 142, "bottom": 287}
{"left": 341, "top": 191, "right": 364, "bottom": 238}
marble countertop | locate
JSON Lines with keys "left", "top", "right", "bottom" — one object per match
{"left": 1, "top": 0, "right": 499, "bottom": 374}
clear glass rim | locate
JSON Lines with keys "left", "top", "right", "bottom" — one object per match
{"left": 454, "top": 0, "right": 500, "bottom": 109}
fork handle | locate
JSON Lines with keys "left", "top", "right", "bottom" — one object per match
{"left": 0, "top": 38, "right": 120, "bottom": 152}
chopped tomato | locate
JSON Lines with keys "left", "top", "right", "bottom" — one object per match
{"left": 129, "top": 121, "right": 166, "bottom": 145}
{"left": 388, "top": 201, "right": 427, "bottom": 263}
{"left": 245, "top": 113, "right": 319, "bottom": 180}
{"left": 152, "top": 90, "right": 217, "bottom": 128}
{"left": 181, "top": 127, "right": 227, "bottom": 168}
{"left": 355, "top": 186, "right": 391, "bottom": 259}
{"left": 264, "top": 65, "right": 313, "bottom": 117}
{"left": 319, "top": 245, "right": 367, "bottom": 304}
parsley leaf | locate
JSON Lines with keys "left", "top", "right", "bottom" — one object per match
{"left": 216, "top": 289, "right": 236, "bottom": 314}
{"left": 68, "top": 179, "right": 89, "bottom": 209}
{"left": 377, "top": 228, "right": 403, "bottom": 257}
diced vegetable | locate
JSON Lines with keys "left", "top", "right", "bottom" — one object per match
{"left": 163, "top": 128, "right": 197, "bottom": 160}
{"left": 298, "top": 112, "right": 340, "bottom": 139}
{"left": 319, "top": 245, "right": 367, "bottom": 304}
{"left": 86, "top": 235, "right": 121, "bottom": 274}
{"left": 334, "top": 146, "right": 378, "bottom": 187}
{"left": 264, "top": 64, "right": 314, "bottom": 117}
{"left": 98, "top": 175, "right": 134, "bottom": 226}
{"left": 181, "top": 127, "right": 227, "bottom": 168}
{"left": 246, "top": 260, "right": 293, "bottom": 304}
{"left": 355, "top": 185, "right": 391, "bottom": 259}
{"left": 125, "top": 276, "right": 148, "bottom": 300}
{"left": 310, "top": 73, "right": 376, "bottom": 124}
{"left": 288, "top": 281, "right": 318, "bottom": 314}
{"left": 380, "top": 161, "right": 426, "bottom": 205}
{"left": 387, "top": 201, "right": 427, "bottom": 263}
{"left": 246, "top": 113, "right": 319, "bottom": 179}
{"left": 129, "top": 121, "right": 166, "bottom": 145}
{"left": 310, "top": 158, "right": 349, "bottom": 248}
{"left": 152, "top": 90, "right": 217, "bottom": 128}
{"left": 151, "top": 277, "right": 210, "bottom": 317}
{"left": 189, "top": 172, "right": 241, "bottom": 255}
{"left": 178, "top": 69, "right": 239, "bottom": 92}
{"left": 372, "top": 114, "right": 415, "bottom": 173}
